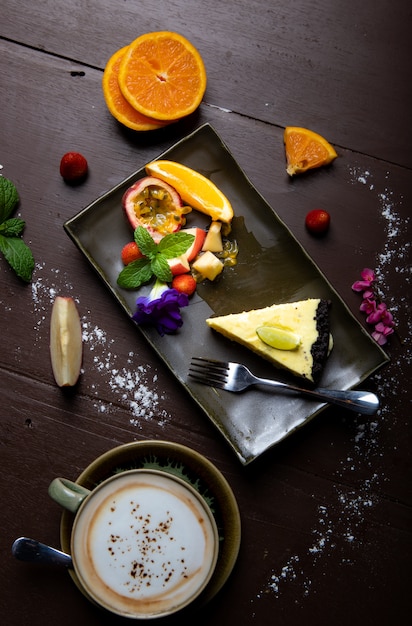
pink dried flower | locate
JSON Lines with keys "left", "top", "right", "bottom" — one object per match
{"left": 360, "top": 297, "right": 377, "bottom": 315}
{"left": 361, "top": 268, "right": 375, "bottom": 282}
{"left": 372, "top": 322, "right": 394, "bottom": 346}
{"left": 351, "top": 267, "right": 375, "bottom": 292}
{"left": 381, "top": 309, "right": 394, "bottom": 326}
{"left": 352, "top": 267, "right": 394, "bottom": 346}
{"left": 362, "top": 289, "right": 374, "bottom": 300}
{"left": 366, "top": 302, "right": 388, "bottom": 324}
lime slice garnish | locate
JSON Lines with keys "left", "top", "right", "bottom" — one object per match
{"left": 256, "top": 326, "right": 301, "bottom": 350}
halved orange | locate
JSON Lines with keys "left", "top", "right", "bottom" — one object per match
{"left": 145, "top": 160, "right": 233, "bottom": 223}
{"left": 102, "top": 46, "right": 172, "bottom": 131}
{"left": 284, "top": 127, "right": 338, "bottom": 176}
{"left": 118, "top": 31, "right": 207, "bottom": 121}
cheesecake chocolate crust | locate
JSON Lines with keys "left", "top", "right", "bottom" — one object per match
{"left": 310, "top": 299, "right": 331, "bottom": 384}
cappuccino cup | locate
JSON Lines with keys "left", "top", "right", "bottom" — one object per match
{"left": 49, "top": 469, "right": 219, "bottom": 618}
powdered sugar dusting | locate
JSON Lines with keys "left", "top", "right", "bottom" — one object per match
{"left": 257, "top": 464, "right": 382, "bottom": 600}
{"left": 348, "top": 166, "right": 410, "bottom": 346}
{"left": 82, "top": 322, "right": 169, "bottom": 427}
{"left": 376, "top": 186, "right": 410, "bottom": 281}
{"left": 256, "top": 166, "right": 411, "bottom": 603}
{"left": 31, "top": 263, "right": 73, "bottom": 335}
{"left": 348, "top": 166, "right": 375, "bottom": 190}
{"left": 349, "top": 166, "right": 410, "bottom": 280}
{"left": 30, "top": 262, "right": 170, "bottom": 427}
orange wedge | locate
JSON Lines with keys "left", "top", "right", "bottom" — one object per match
{"left": 145, "top": 160, "right": 233, "bottom": 223}
{"left": 284, "top": 126, "right": 338, "bottom": 176}
{"left": 118, "top": 31, "right": 207, "bottom": 121}
{"left": 102, "top": 46, "right": 172, "bottom": 131}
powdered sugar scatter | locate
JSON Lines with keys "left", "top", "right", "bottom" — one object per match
{"left": 348, "top": 166, "right": 410, "bottom": 284}
{"left": 82, "top": 323, "right": 169, "bottom": 428}
{"left": 255, "top": 166, "right": 411, "bottom": 604}
{"left": 257, "top": 470, "right": 381, "bottom": 600}
{"left": 30, "top": 262, "right": 170, "bottom": 427}
{"left": 348, "top": 166, "right": 375, "bottom": 190}
{"left": 31, "top": 263, "right": 73, "bottom": 336}
{"left": 355, "top": 169, "right": 410, "bottom": 354}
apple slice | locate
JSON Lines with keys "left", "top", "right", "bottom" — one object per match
{"left": 166, "top": 228, "right": 206, "bottom": 275}
{"left": 50, "top": 296, "right": 83, "bottom": 387}
{"left": 202, "top": 221, "right": 223, "bottom": 252}
{"left": 168, "top": 255, "right": 191, "bottom": 276}
{"left": 180, "top": 227, "right": 206, "bottom": 261}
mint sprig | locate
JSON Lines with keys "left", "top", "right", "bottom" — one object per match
{"left": 117, "top": 226, "right": 194, "bottom": 289}
{"left": 0, "top": 218, "right": 26, "bottom": 237}
{"left": 0, "top": 176, "right": 19, "bottom": 223}
{"left": 0, "top": 177, "right": 34, "bottom": 282}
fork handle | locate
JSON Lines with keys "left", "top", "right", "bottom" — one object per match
{"left": 255, "top": 377, "right": 379, "bottom": 415}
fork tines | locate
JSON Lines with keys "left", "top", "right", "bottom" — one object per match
{"left": 188, "top": 357, "right": 229, "bottom": 388}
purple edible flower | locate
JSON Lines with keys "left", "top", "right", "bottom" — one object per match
{"left": 132, "top": 279, "right": 189, "bottom": 336}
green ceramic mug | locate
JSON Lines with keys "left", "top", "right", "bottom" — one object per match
{"left": 49, "top": 469, "right": 219, "bottom": 619}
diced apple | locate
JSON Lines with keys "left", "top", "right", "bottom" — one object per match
{"left": 167, "top": 228, "right": 206, "bottom": 275}
{"left": 181, "top": 227, "right": 206, "bottom": 261}
{"left": 50, "top": 296, "right": 83, "bottom": 387}
{"left": 202, "top": 221, "right": 223, "bottom": 252}
{"left": 192, "top": 251, "right": 224, "bottom": 281}
{"left": 168, "top": 255, "right": 191, "bottom": 276}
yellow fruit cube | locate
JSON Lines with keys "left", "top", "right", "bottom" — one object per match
{"left": 192, "top": 251, "right": 224, "bottom": 281}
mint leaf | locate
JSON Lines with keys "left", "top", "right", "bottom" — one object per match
{"left": 0, "top": 177, "right": 19, "bottom": 223}
{"left": 118, "top": 227, "right": 195, "bottom": 290}
{"left": 117, "top": 257, "right": 153, "bottom": 288}
{"left": 0, "top": 234, "right": 35, "bottom": 282}
{"left": 135, "top": 226, "right": 157, "bottom": 258}
{"left": 152, "top": 253, "right": 172, "bottom": 282}
{"left": 0, "top": 178, "right": 35, "bottom": 282}
{"left": 158, "top": 231, "right": 194, "bottom": 259}
{"left": 0, "top": 218, "right": 25, "bottom": 236}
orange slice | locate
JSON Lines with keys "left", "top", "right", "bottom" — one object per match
{"left": 145, "top": 160, "right": 233, "bottom": 223}
{"left": 118, "top": 31, "right": 207, "bottom": 121}
{"left": 284, "top": 126, "right": 338, "bottom": 176}
{"left": 102, "top": 46, "right": 172, "bottom": 131}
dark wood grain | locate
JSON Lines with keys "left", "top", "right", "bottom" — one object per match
{"left": 1, "top": 1, "right": 411, "bottom": 625}
{"left": 3, "top": 0, "right": 412, "bottom": 167}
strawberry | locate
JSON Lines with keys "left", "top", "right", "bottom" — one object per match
{"left": 121, "top": 241, "right": 143, "bottom": 265}
{"left": 171, "top": 273, "right": 197, "bottom": 296}
{"left": 60, "top": 152, "right": 88, "bottom": 183}
{"left": 305, "top": 209, "right": 330, "bottom": 235}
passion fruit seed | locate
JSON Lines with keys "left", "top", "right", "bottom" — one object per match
{"left": 216, "top": 239, "right": 239, "bottom": 267}
{"left": 256, "top": 326, "right": 301, "bottom": 350}
{"left": 133, "top": 187, "right": 191, "bottom": 231}
{"left": 122, "top": 176, "right": 192, "bottom": 240}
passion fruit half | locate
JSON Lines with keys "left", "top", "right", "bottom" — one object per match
{"left": 122, "top": 176, "right": 192, "bottom": 241}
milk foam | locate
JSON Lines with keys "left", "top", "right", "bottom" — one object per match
{"left": 72, "top": 471, "right": 217, "bottom": 617}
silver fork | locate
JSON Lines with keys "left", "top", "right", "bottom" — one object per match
{"left": 188, "top": 357, "right": 379, "bottom": 415}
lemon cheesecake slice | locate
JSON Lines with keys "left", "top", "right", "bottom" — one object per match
{"left": 206, "top": 299, "right": 332, "bottom": 384}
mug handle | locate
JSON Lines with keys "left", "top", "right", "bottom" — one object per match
{"left": 48, "top": 478, "right": 91, "bottom": 514}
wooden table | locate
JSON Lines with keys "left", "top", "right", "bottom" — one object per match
{"left": 2, "top": 1, "right": 411, "bottom": 624}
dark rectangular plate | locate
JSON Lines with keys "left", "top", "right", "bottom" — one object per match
{"left": 64, "top": 123, "right": 389, "bottom": 464}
